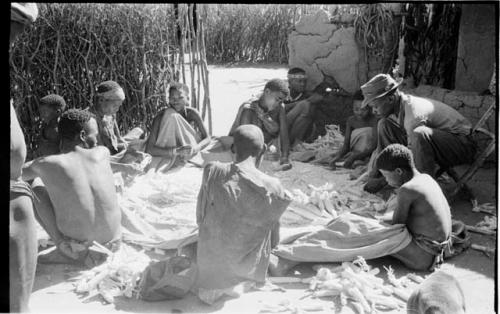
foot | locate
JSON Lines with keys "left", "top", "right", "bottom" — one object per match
{"left": 363, "top": 177, "right": 388, "bottom": 194}
{"left": 268, "top": 254, "right": 298, "bottom": 277}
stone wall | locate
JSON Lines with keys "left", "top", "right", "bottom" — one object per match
{"left": 454, "top": 4, "right": 496, "bottom": 92}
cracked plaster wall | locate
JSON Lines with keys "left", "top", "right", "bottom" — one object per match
{"left": 288, "top": 10, "right": 364, "bottom": 93}
{"left": 455, "top": 4, "right": 496, "bottom": 92}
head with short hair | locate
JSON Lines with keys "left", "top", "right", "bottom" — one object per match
{"left": 96, "top": 80, "right": 125, "bottom": 115}
{"left": 233, "top": 124, "right": 266, "bottom": 162}
{"left": 58, "top": 109, "right": 98, "bottom": 149}
{"left": 262, "top": 78, "right": 289, "bottom": 110}
{"left": 39, "top": 94, "right": 67, "bottom": 123}
{"left": 287, "top": 68, "right": 307, "bottom": 94}
{"left": 376, "top": 144, "right": 415, "bottom": 187}
{"left": 352, "top": 90, "right": 371, "bottom": 119}
{"left": 168, "top": 82, "right": 190, "bottom": 112}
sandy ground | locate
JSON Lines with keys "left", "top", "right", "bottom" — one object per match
{"left": 29, "top": 64, "right": 497, "bottom": 313}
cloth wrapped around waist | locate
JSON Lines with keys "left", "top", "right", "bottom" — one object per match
{"left": 10, "top": 180, "right": 34, "bottom": 200}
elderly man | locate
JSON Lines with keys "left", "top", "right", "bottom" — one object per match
{"left": 361, "top": 74, "right": 476, "bottom": 193}
{"left": 10, "top": 3, "right": 39, "bottom": 312}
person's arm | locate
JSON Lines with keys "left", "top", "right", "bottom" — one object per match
{"left": 189, "top": 108, "right": 209, "bottom": 141}
{"left": 334, "top": 118, "right": 352, "bottom": 162}
{"left": 22, "top": 159, "right": 43, "bottom": 181}
{"left": 113, "top": 118, "right": 128, "bottom": 151}
{"left": 278, "top": 104, "right": 290, "bottom": 164}
{"left": 392, "top": 187, "right": 412, "bottom": 225}
{"left": 145, "top": 113, "right": 176, "bottom": 157}
{"left": 196, "top": 164, "right": 212, "bottom": 225}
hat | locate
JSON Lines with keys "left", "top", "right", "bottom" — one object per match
{"left": 11, "top": 3, "right": 38, "bottom": 25}
{"left": 360, "top": 74, "right": 403, "bottom": 108}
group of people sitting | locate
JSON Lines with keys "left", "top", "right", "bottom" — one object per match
{"left": 10, "top": 2, "right": 477, "bottom": 312}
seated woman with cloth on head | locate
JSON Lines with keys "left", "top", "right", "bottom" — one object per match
{"left": 145, "top": 82, "right": 211, "bottom": 171}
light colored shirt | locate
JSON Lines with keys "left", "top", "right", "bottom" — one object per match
{"left": 401, "top": 94, "right": 472, "bottom": 146}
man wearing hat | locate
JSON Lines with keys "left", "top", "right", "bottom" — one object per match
{"left": 10, "top": 3, "right": 39, "bottom": 312}
{"left": 361, "top": 73, "right": 476, "bottom": 193}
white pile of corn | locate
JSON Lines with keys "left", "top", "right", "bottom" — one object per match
{"left": 293, "top": 124, "right": 344, "bottom": 160}
{"left": 288, "top": 182, "right": 384, "bottom": 220}
{"left": 270, "top": 257, "right": 425, "bottom": 314}
{"left": 74, "top": 244, "right": 151, "bottom": 304}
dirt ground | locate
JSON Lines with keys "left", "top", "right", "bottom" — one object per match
{"left": 28, "top": 64, "right": 497, "bottom": 313}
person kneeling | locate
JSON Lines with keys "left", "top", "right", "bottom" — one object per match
{"left": 22, "top": 109, "right": 122, "bottom": 268}
{"left": 195, "top": 125, "right": 290, "bottom": 304}
{"left": 377, "top": 144, "right": 452, "bottom": 271}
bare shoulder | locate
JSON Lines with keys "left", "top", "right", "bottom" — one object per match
{"left": 404, "top": 173, "right": 438, "bottom": 192}
{"left": 79, "top": 146, "right": 111, "bottom": 162}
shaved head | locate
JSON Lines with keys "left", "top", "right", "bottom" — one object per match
{"left": 233, "top": 125, "right": 265, "bottom": 158}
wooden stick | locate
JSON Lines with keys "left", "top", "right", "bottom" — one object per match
{"left": 465, "top": 225, "right": 496, "bottom": 236}
{"left": 471, "top": 244, "right": 495, "bottom": 254}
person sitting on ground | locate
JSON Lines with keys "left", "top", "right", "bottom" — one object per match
{"left": 328, "top": 90, "right": 378, "bottom": 169}
{"left": 10, "top": 3, "right": 39, "bottom": 312}
{"left": 284, "top": 67, "right": 325, "bottom": 147}
{"left": 229, "top": 78, "right": 291, "bottom": 167}
{"left": 145, "top": 82, "right": 210, "bottom": 170}
{"left": 377, "top": 144, "right": 452, "bottom": 271}
{"left": 91, "top": 80, "right": 129, "bottom": 155}
{"left": 195, "top": 125, "right": 291, "bottom": 304}
{"left": 34, "top": 94, "right": 67, "bottom": 158}
{"left": 22, "top": 109, "right": 122, "bottom": 268}
{"left": 361, "top": 73, "right": 476, "bottom": 193}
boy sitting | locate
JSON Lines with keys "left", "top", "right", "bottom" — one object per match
{"left": 145, "top": 82, "right": 210, "bottom": 170}
{"left": 329, "top": 91, "right": 378, "bottom": 169}
{"left": 196, "top": 125, "right": 290, "bottom": 304}
{"left": 35, "top": 94, "right": 67, "bottom": 157}
{"left": 377, "top": 144, "right": 452, "bottom": 270}
{"left": 229, "top": 78, "right": 291, "bottom": 167}
{"left": 22, "top": 109, "right": 122, "bottom": 267}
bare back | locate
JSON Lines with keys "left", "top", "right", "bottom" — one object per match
{"left": 397, "top": 173, "right": 451, "bottom": 242}
{"left": 34, "top": 146, "right": 121, "bottom": 243}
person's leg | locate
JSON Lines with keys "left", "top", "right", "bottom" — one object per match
{"left": 410, "top": 126, "right": 477, "bottom": 177}
{"left": 286, "top": 101, "right": 311, "bottom": 146}
{"left": 391, "top": 239, "right": 434, "bottom": 271}
{"left": 10, "top": 192, "right": 37, "bottom": 312}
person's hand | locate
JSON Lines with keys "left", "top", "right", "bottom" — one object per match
{"left": 176, "top": 144, "right": 199, "bottom": 159}
{"left": 329, "top": 155, "right": 339, "bottom": 170}
{"left": 57, "top": 240, "right": 80, "bottom": 260}
{"left": 343, "top": 156, "right": 355, "bottom": 169}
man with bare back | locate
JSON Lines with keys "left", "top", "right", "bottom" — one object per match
{"left": 376, "top": 144, "right": 452, "bottom": 270}
{"left": 22, "top": 109, "right": 122, "bottom": 267}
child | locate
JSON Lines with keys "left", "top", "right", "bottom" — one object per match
{"left": 229, "top": 78, "right": 291, "bottom": 167}
{"left": 376, "top": 144, "right": 452, "bottom": 270}
{"left": 145, "top": 82, "right": 209, "bottom": 169}
{"left": 92, "top": 80, "right": 128, "bottom": 155}
{"left": 35, "top": 94, "right": 67, "bottom": 157}
{"left": 329, "top": 91, "right": 378, "bottom": 169}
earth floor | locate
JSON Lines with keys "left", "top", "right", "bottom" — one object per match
{"left": 29, "top": 64, "right": 498, "bottom": 313}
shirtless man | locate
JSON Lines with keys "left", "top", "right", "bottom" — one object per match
{"left": 229, "top": 78, "right": 291, "bottom": 167}
{"left": 377, "top": 144, "right": 452, "bottom": 270}
{"left": 10, "top": 3, "right": 39, "bottom": 312}
{"left": 22, "top": 109, "right": 122, "bottom": 267}
{"left": 196, "top": 125, "right": 290, "bottom": 304}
